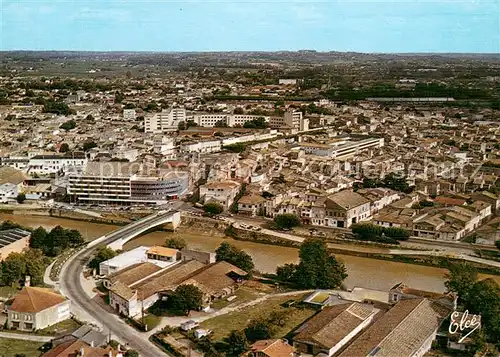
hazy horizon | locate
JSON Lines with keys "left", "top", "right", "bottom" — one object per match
{"left": 2, "top": 0, "right": 499, "bottom": 53}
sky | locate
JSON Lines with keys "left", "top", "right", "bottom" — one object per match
{"left": 1, "top": 0, "right": 499, "bottom": 53}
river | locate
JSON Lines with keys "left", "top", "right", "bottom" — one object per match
{"left": 2, "top": 213, "right": 499, "bottom": 293}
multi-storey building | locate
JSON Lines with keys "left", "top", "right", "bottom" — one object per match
{"left": 68, "top": 162, "right": 189, "bottom": 204}
{"left": 123, "top": 109, "right": 136, "bottom": 121}
{"left": 27, "top": 153, "right": 87, "bottom": 175}
{"left": 144, "top": 107, "right": 186, "bottom": 133}
{"left": 284, "top": 109, "right": 309, "bottom": 131}
{"left": 191, "top": 114, "right": 270, "bottom": 128}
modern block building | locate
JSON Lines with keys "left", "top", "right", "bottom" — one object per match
{"left": 145, "top": 107, "right": 186, "bottom": 133}
{"left": 68, "top": 162, "right": 189, "bottom": 204}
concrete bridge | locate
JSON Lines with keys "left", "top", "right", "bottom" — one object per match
{"left": 87, "top": 210, "right": 182, "bottom": 251}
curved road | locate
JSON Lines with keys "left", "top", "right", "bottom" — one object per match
{"left": 60, "top": 212, "right": 178, "bottom": 357}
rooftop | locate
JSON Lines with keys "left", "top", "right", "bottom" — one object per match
{"left": 9, "top": 286, "right": 67, "bottom": 313}
{"left": 0, "top": 228, "right": 30, "bottom": 248}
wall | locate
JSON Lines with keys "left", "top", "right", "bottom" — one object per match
{"left": 0, "top": 235, "right": 29, "bottom": 261}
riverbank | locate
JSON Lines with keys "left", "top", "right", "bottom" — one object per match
{"left": 2, "top": 212, "right": 499, "bottom": 293}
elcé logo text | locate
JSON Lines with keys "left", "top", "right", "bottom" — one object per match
{"left": 448, "top": 310, "right": 481, "bottom": 343}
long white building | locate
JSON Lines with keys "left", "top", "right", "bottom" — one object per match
{"left": 68, "top": 162, "right": 189, "bottom": 204}
{"left": 145, "top": 107, "right": 186, "bottom": 133}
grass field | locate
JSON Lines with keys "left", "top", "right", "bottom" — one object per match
{"left": 38, "top": 318, "right": 81, "bottom": 335}
{"left": 0, "top": 286, "right": 20, "bottom": 299}
{"left": 210, "top": 286, "right": 263, "bottom": 310}
{"left": 200, "top": 293, "right": 316, "bottom": 342}
{"left": 0, "top": 338, "right": 44, "bottom": 357}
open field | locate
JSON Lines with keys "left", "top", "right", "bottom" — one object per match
{"left": 200, "top": 293, "right": 315, "bottom": 341}
{"left": 0, "top": 338, "right": 44, "bottom": 357}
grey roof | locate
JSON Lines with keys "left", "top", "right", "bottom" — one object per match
{"left": 0, "top": 229, "right": 30, "bottom": 248}
{"left": 71, "top": 324, "right": 108, "bottom": 347}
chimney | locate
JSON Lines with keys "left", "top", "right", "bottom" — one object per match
{"left": 25, "top": 276, "right": 31, "bottom": 287}
{"left": 79, "top": 347, "right": 85, "bottom": 356}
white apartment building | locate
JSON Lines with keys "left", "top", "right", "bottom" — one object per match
{"left": 284, "top": 109, "right": 309, "bottom": 131}
{"left": 68, "top": 162, "right": 189, "bottom": 204}
{"left": 123, "top": 109, "right": 136, "bottom": 121}
{"left": 27, "top": 154, "right": 87, "bottom": 175}
{"left": 180, "top": 140, "right": 222, "bottom": 154}
{"left": 191, "top": 114, "right": 269, "bottom": 128}
{"left": 199, "top": 180, "right": 241, "bottom": 210}
{"left": 145, "top": 107, "right": 186, "bottom": 133}
{"left": 298, "top": 138, "right": 384, "bottom": 158}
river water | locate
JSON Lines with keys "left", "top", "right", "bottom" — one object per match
{"left": 2, "top": 213, "right": 499, "bottom": 293}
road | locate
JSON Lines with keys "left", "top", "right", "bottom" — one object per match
{"left": 59, "top": 212, "right": 178, "bottom": 357}
{"left": 0, "top": 331, "right": 53, "bottom": 342}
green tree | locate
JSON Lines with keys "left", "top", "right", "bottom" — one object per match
{"left": 124, "top": 350, "right": 139, "bottom": 357}
{"left": 164, "top": 237, "right": 187, "bottom": 250}
{"left": 177, "top": 121, "right": 186, "bottom": 131}
{"left": 293, "top": 238, "right": 347, "bottom": 289}
{"left": 59, "top": 143, "right": 70, "bottom": 153}
{"left": 29, "top": 227, "right": 48, "bottom": 250}
{"left": 224, "top": 143, "right": 246, "bottom": 153}
{"left": 215, "top": 242, "right": 254, "bottom": 274}
{"left": 445, "top": 262, "right": 478, "bottom": 304}
{"left": 244, "top": 318, "right": 273, "bottom": 342}
{"left": 466, "top": 278, "right": 500, "bottom": 346}
{"left": 276, "top": 263, "right": 297, "bottom": 282}
{"left": 495, "top": 240, "right": 500, "bottom": 250}
{"left": 16, "top": 193, "right": 26, "bottom": 204}
{"left": 203, "top": 202, "right": 224, "bottom": 215}
{"left": 214, "top": 120, "right": 228, "bottom": 128}
{"left": 274, "top": 214, "right": 301, "bottom": 230}
{"left": 224, "top": 330, "right": 248, "bottom": 357}
{"left": 167, "top": 284, "right": 204, "bottom": 315}
{"left": 60, "top": 120, "right": 76, "bottom": 131}
{"left": 88, "top": 247, "right": 117, "bottom": 274}
{"left": 243, "top": 117, "right": 268, "bottom": 129}
{"left": 83, "top": 141, "right": 97, "bottom": 151}
{"left": 44, "top": 100, "right": 73, "bottom": 115}
{"left": 233, "top": 107, "right": 244, "bottom": 115}
{"left": 23, "top": 249, "right": 47, "bottom": 286}
{"left": 114, "top": 91, "right": 125, "bottom": 104}
{"left": 2, "top": 252, "right": 26, "bottom": 286}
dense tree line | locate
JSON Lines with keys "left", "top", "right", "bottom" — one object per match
{"left": 242, "top": 117, "right": 269, "bottom": 129}
{"left": 43, "top": 100, "right": 74, "bottom": 115}
{"left": 276, "top": 238, "right": 347, "bottom": 289}
{"left": 351, "top": 223, "right": 410, "bottom": 244}
{"left": 30, "top": 226, "right": 84, "bottom": 256}
{"left": 359, "top": 173, "right": 412, "bottom": 193}
{"left": 0, "top": 249, "right": 50, "bottom": 287}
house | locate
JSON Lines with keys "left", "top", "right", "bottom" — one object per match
{"left": 179, "top": 261, "right": 247, "bottom": 304}
{"left": 180, "top": 320, "right": 199, "bottom": 331}
{"left": 99, "top": 246, "right": 179, "bottom": 276}
{"left": 293, "top": 302, "right": 378, "bottom": 356}
{"left": 146, "top": 246, "right": 180, "bottom": 262}
{"left": 356, "top": 188, "right": 401, "bottom": 214}
{"left": 471, "top": 191, "right": 500, "bottom": 213}
{"left": 238, "top": 193, "right": 266, "bottom": 216}
{"left": 324, "top": 190, "right": 371, "bottom": 228}
{"left": 41, "top": 339, "right": 122, "bottom": 357}
{"left": 107, "top": 259, "right": 246, "bottom": 317}
{"left": 7, "top": 287, "right": 71, "bottom": 331}
{"left": 199, "top": 180, "right": 241, "bottom": 210}
{"left": 0, "top": 166, "right": 28, "bottom": 203}
{"left": 412, "top": 206, "right": 481, "bottom": 241}
{"left": 338, "top": 299, "right": 451, "bottom": 357}
{"left": 248, "top": 339, "right": 295, "bottom": 357}
{"left": 0, "top": 229, "right": 31, "bottom": 261}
